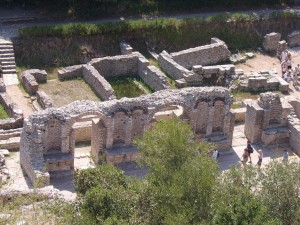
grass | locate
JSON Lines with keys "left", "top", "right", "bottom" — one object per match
{"left": 107, "top": 76, "right": 149, "bottom": 99}
{"left": 0, "top": 104, "right": 9, "bottom": 119}
{"left": 39, "top": 78, "right": 100, "bottom": 107}
{"left": 231, "top": 90, "right": 261, "bottom": 102}
{"left": 232, "top": 102, "right": 243, "bottom": 109}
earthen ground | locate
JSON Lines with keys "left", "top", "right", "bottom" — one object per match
{"left": 39, "top": 79, "right": 101, "bottom": 107}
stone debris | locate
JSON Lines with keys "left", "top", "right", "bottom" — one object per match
{"left": 245, "top": 52, "right": 255, "bottom": 58}
{"left": 230, "top": 53, "right": 246, "bottom": 64}
{"left": 287, "top": 30, "right": 300, "bottom": 47}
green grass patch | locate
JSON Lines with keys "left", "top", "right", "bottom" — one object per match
{"left": 107, "top": 76, "right": 149, "bottom": 99}
{"left": 0, "top": 104, "right": 9, "bottom": 119}
{"left": 232, "top": 102, "right": 243, "bottom": 109}
{"left": 231, "top": 90, "right": 261, "bottom": 102}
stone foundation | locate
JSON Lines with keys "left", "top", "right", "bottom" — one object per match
{"left": 37, "top": 91, "right": 53, "bottom": 109}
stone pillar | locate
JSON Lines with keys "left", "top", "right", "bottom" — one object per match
{"left": 125, "top": 117, "right": 132, "bottom": 146}
{"left": 91, "top": 119, "right": 107, "bottom": 164}
{"left": 206, "top": 107, "right": 215, "bottom": 135}
{"left": 106, "top": 118, "right": 114, "bottom": 149}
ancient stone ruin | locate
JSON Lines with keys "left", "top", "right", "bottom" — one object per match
{"left": 20, "top": 87, "right": 235, "bottom": 187}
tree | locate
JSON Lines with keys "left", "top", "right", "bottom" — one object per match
{"left": 134, "top": 118, "right": 218, "bottom": 224}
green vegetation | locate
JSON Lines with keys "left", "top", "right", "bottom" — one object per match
{"left": 232, "top": 102, "right": 242, "bottom": 109}
{"left": 0, "top": 104, "right": 9, "bottom": 119}
{"left": 107, "top": 76, "right": 150, "bottom": 99}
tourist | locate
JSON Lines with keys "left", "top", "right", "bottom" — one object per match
{"left": 281, "top": 59, "right": 288, "bottom": 78}
{"left": 241, "top": 148, "right": 249, "bottom": 167}
{"left": 295, "top": 64, "right": 300, "bottom": 76}
{"left": 281, "top": 49, "right": 289, "bottom": 62}
{"left": 212, "top": 149, "right": 219, "bottom": 161}
{"left": 282, "top": 149, "right": 289, "bottom": 163}
{"left": 247, "top": 140, "right": 253, "bottom": 163}
{"left": 257, "top": 150, "right": 263, "bottom": 170}
{"left": 284, "top": 69, "right": 293, "bottom": 83}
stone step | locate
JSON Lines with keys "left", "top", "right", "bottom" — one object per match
{"left": 2, "top": 64, "right": 16, "bottom": 69}
{"left": 1, "top": 61, "right": 15, "bottom": 66}
{"left": 0, "top": 128, "right": 22, "bottom": 140}
{"left": 0, "top": 49, "right": 14, "bottom": 54}
{"left": 0, "top": 136, "right": 20, "bottom": 150}
{"left": 0, "top": 53, "right": 14, "bottom": 58}
{"left": 0, "top": 44, "right": 13, "bottom": 49}
{"left": 0, "top": 57, "right": 15, "bottom": 61}
{"left": 2, "top": 69, "right": 16, "bottom": 74}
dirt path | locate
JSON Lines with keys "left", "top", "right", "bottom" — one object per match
{"left": 6, "top": 85, "right": 33, "bottom": 118}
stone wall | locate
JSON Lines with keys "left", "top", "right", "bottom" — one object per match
{"left": 82, "top": 65, "right": 116, "bottom": 101}
{"left": 170, "top": 38, "right": 231, "bottom": 69}
{"left": 37, "top": 91, "right": 53, "bottom": 109}
{"left": 25, "top": 69, "right": 47, "bottom": 83}
{"left": 73, "top": 121, "right": 92, "bottom": 143}
{"left": 0, "top": 78, "right": 6, "bottom": 93}
{"left": 58, "top": 65, "right": 83, "bottom": 80}
{"left": 0, "top": 93, "right": 23, "bottom": 130}
{"left": 21, "top": 73, "right": 38, "bottom": 95}
{"left": 263, "top": 32, "right": 281, "bottom": 52}
{"left": 89, "top": 54, "right": 138, "bottom": 78}
{"left": 20, "top": 87, "right": 234, "bottom": 186}
{"left": 288, "top": 30, "right": 300, "bottom": 47}
{"left": 139, "top": 65, "right": 169, "bottom": 91}
{"left": 158, "top": 50, "right": 194, "bottom": 80}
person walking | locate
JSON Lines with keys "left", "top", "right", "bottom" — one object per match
{"left": 282, "top": 149, "right": 289, "bottom": 163}
{"left": 247, "top": 140, "right": 253, "bottom": 164}
{"left": 257, "top": 150, "right": 263, "bottom": 171}
{"left": 212, "top": 149, "right": 219, "bottom": 161}
{"left": 241, "top": 148, "right": 249, "bottom": 168}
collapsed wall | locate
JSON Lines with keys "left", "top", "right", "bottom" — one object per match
{"left": 20, "top": 87, "right": 234, "bottom": 187}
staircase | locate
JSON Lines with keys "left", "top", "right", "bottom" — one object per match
{"left": 0, "top": 38, "right": 19, "bottom": 86}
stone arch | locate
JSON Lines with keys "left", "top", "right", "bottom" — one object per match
{"left": 131, "top": 108, "right": 147, "bottom": 139}
{"left": 62, "top": 111, "right": 109, "bottom": 153}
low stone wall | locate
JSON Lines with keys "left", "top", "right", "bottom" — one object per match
{"left": 89, "top": 54, "right": 138, "bottom": 78}
{"left": 288, "top": 30, "right": 300, "bottom": 47}
{"left": 37, "top": 91, "right": 53, "bottom": 109}
{"left": 21, "top": 73, "right": 38, "bottom": 95}
{"left": 25, "top": 69, "right": 47, "bottom": 83}
{"left": 170, "top": 38, "right": 231, "bottom": 69}
{"left": 232, "top": 108, "right": 246, "bottom": 122}
{"left": 263, "top": 32, "right": 281, "bottom": 52}
{"left": 139, "top": 65, "right": 169, "bottom": 91}
{"left": 58, "top": 65, "right": 83, "bottom": 80}
{"left": 158, "top": 50, "right": 194, "bottom": 80}
{"left": 82, "top": 65, "right": 116, "bottom": 101}
{"left": 0, "top": 93, "right": 23, "bottom": 129}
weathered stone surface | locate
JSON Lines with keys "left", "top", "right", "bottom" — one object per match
{"left": 20, "top": 87, "right": 234, "bottom": 186}
{"left": 21, "top": 73, "right": 38, "bottom": 95}
{"left": 0, "top": 93, "right": 23, "bottom": 129}
{"left": 89, "top": 54, "right": 138, "bottom": 78}
{"left": 119, "top": 40, "right": 133, "bottom": 55}
{"left": 24, "top": 69, "right": 47, "bottom": 83}
{"left": 58, "top": 65, "right": 83, "bottom": 80}
{"left": 139, "top": 65, "right": 169, "bottom": 91}
{"left": 263, "top": 32, "right": 281, "bottom": 52}
{"left": 287, "top": 30, "right": 300, "bottom": 47}
{"left": 232, "top": 107, "right": 246, "bottom": 122}
{"left": 170, "top": 38, "right": 231, "bottom": 69}
{"left": 158, "top": 50, "right": 194, "bottom": 80}
{"left": 82, "top": 64, "right": 116, "bottom": 101}
{"left": 230, "top": 53, "right": 246, "bottom": 64}
{"left": 245, "top": 92, "right": 292, "bottom": 145}
{"left": 37, "top": 91, "right": 53, "bottom": 109}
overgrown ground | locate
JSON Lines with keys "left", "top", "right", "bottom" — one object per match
{"left": 39, "top": 78, "right": 101, "bottom": 107}
{"left": 107, "top": 76, "right": 152, "bottom": 99}
{"left": 0, "top": 104, "right": 9, "bottom": 119}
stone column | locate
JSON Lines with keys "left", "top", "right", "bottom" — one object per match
{"left": 125, "top": 116, "right": 132, "bottom": 146}
{"left": 206, "top": 107, "right": 215, "bottom": 135}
